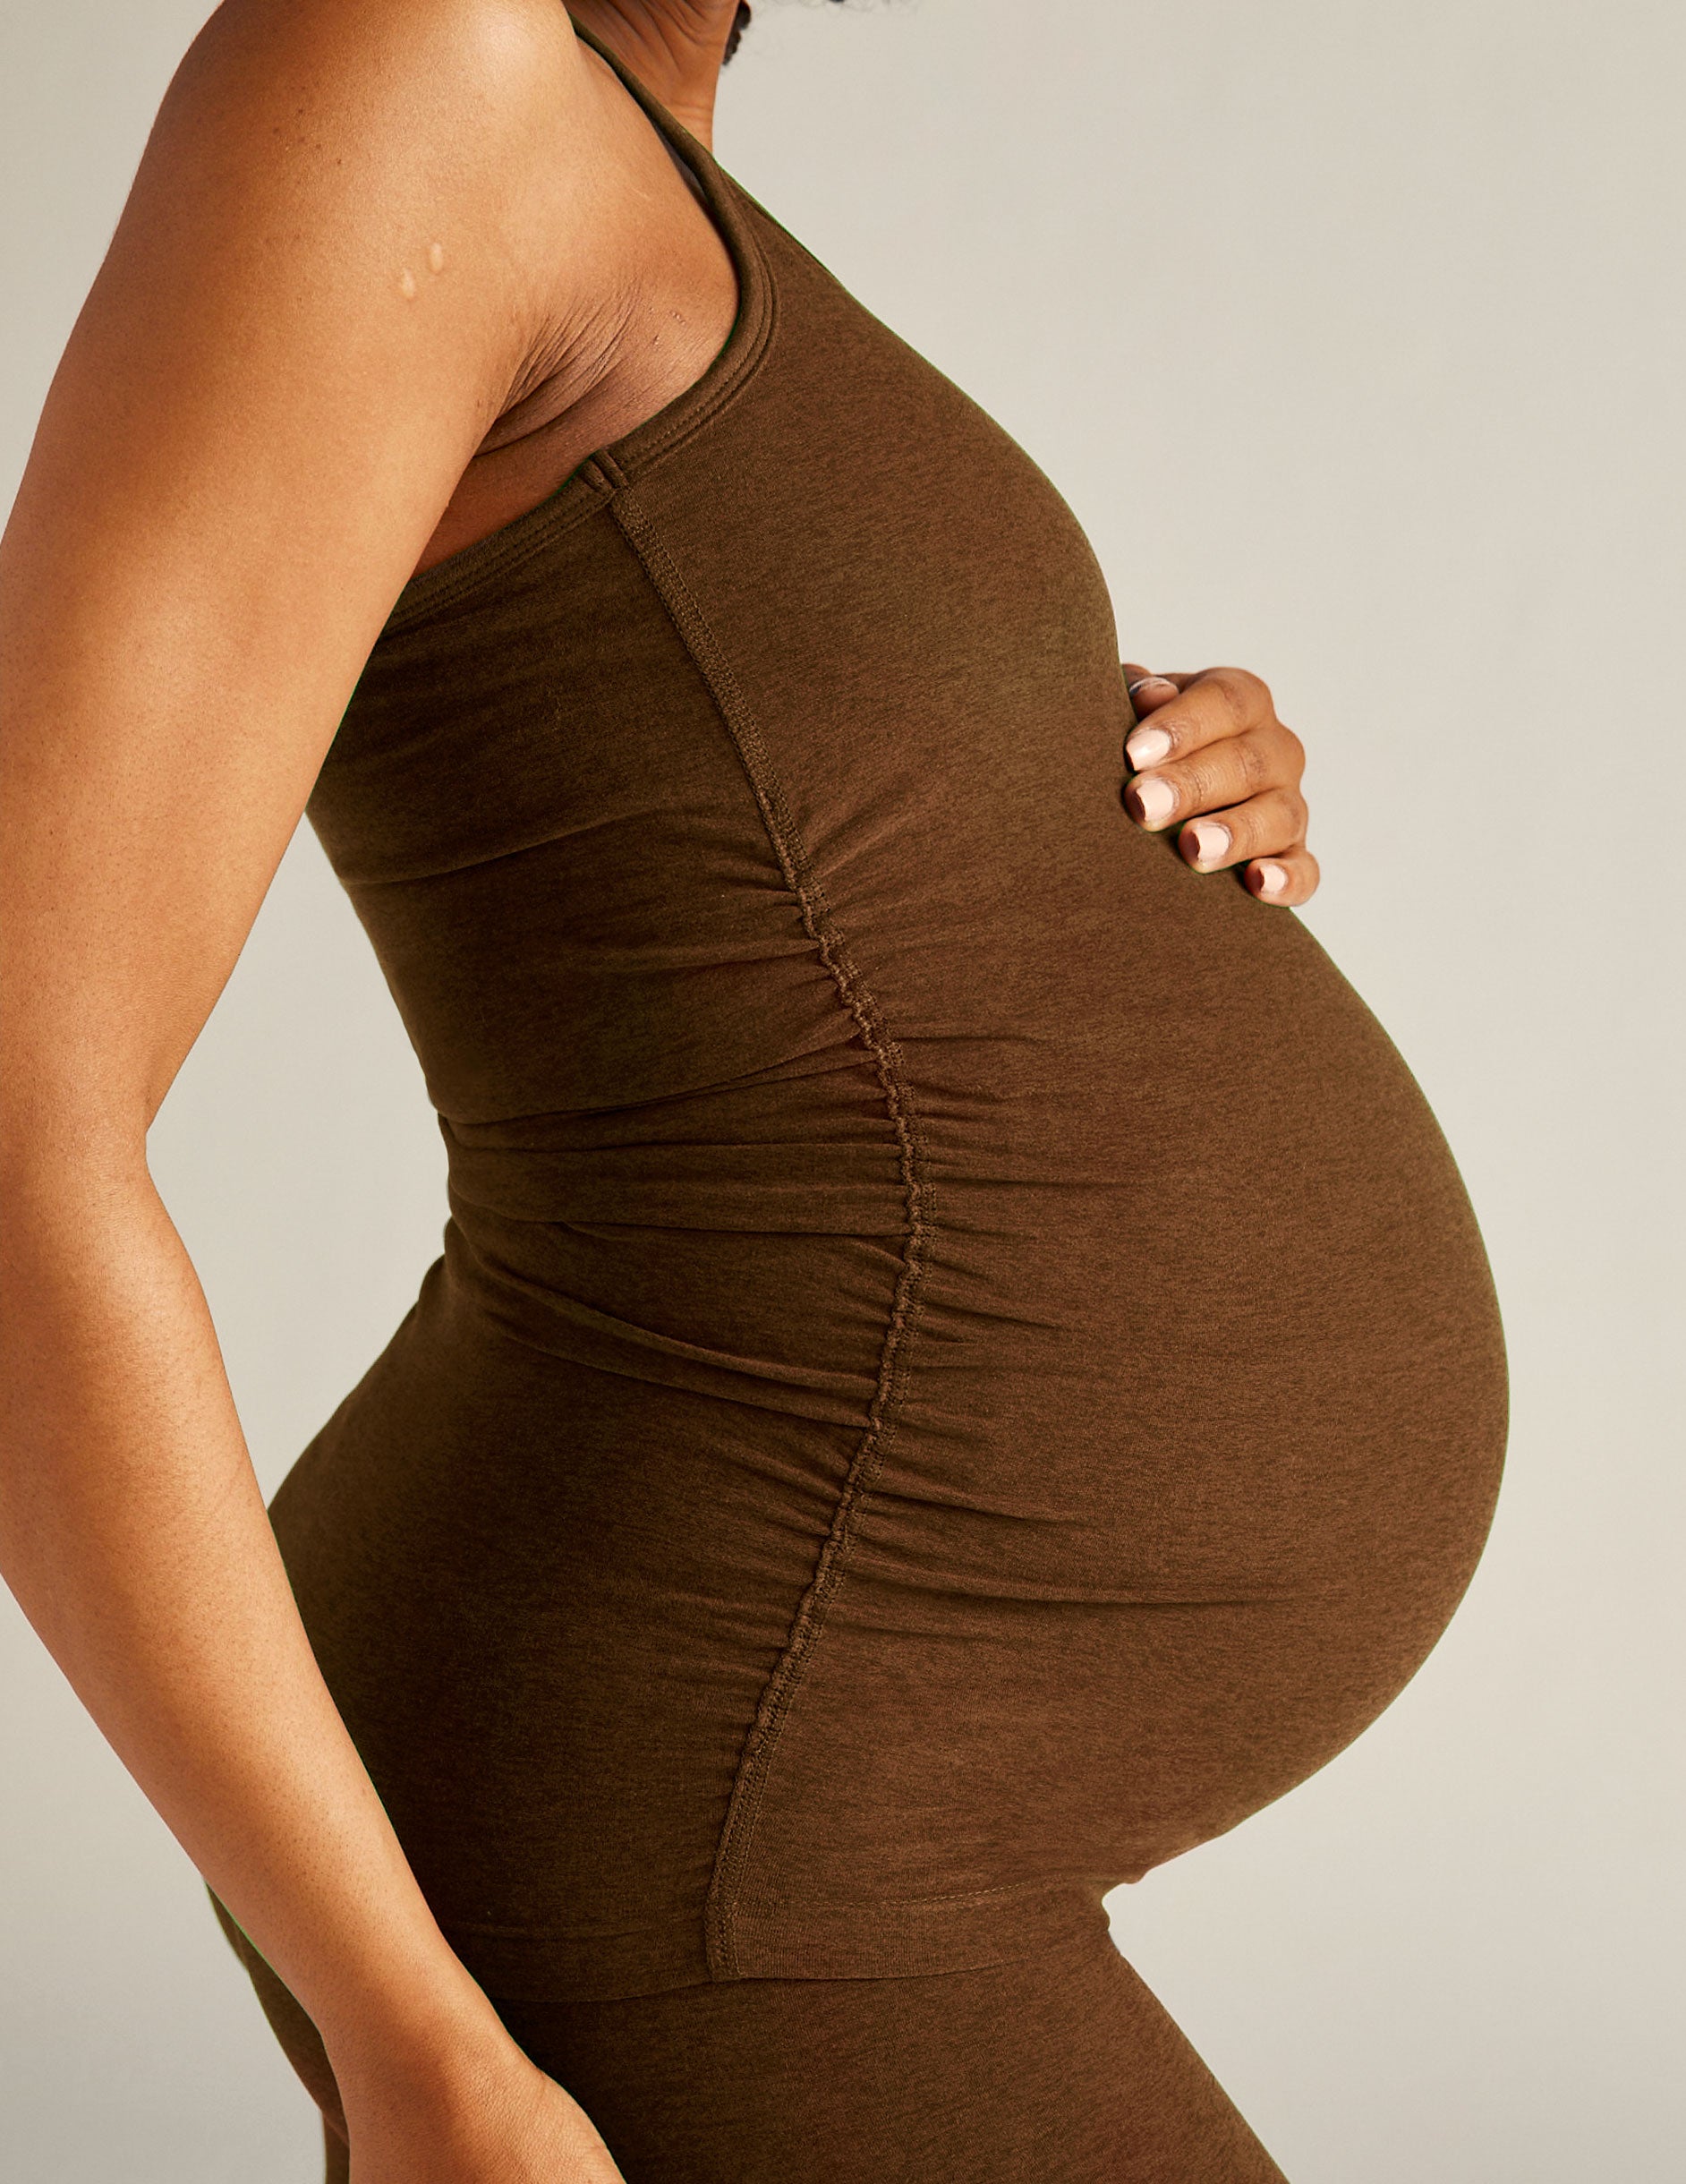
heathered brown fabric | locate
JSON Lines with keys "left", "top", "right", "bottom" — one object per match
{"left": 214, "top": 1889, "right": 1290, "bottom": 2182}
{"left": 227, "top": 13, "right": 1505, "bottom": 2136}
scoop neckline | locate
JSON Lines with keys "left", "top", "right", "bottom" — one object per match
{"left": 382, "top": 14, "right": 774, "bottom": 634}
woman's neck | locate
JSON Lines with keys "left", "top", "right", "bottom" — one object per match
{"left": 566, "top": 1, "right": 738, "bottom": 148}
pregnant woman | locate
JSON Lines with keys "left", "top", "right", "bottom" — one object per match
{"left": 0, "top": 2, "right": 1507, "bottom": 2179}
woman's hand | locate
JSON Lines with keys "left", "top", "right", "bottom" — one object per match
{"left": 1121, "top": 664, "right": 1318, "bottom": 906}
{"left": 340, "top": 2035, "right": 626, "bottom": 2182}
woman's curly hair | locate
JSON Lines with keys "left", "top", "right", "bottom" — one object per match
{"left": 725, "top": 2, "right": 849, "bottom": 68}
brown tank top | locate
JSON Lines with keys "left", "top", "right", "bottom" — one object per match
{"left": 286, "top": 23, "right": 1506, "bottom": 1997}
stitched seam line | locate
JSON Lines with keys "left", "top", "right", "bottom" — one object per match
{"left": 381, "top": 193, "right": 776, "bottom": 637}
{"left": 607, "top": 482, "right": 933, "bottom": 1983}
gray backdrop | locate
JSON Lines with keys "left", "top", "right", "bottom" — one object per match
{"left": 3, "top": 2, "right": 1681, "bottom": 2177}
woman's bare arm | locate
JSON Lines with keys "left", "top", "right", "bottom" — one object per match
{"left": 0, "top": 0, "right": 627, "bottom": 2168}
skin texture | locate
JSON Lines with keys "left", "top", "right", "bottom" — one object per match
{"left": 1123, "top": 666, "right": 1318, "bottom": 906}
{"left": 0, "top": 1, "right": 1310, "bottom": 2176}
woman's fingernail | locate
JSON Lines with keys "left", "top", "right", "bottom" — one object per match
{"left": 1187, "top": 818, "right": 1232, "bottom": 867}
{"left": 1131, "top": 775, "right": 1178, "bottom": 828}
{"left": 1256, "top": 860, "right": 1289, "bottom": 897}
{"left": 1127, "top": 674, "right": 1178, "bottom": 697}
{"left": 1126, "top": 726, "right": 1173, "bottom": 767}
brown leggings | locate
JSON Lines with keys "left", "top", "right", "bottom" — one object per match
{"left": 214, "top": 1898, "right": 1288, "bottom": 2182}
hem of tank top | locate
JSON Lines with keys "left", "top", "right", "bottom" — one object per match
{"left": 438, "top": 1878, "right": 1115, "bottom": 2001}
{"left": 378, "top": 21, "right": 778, "bottom": 640}
{"left": 592, "top": 478, "right": 941, "bottom": 1984}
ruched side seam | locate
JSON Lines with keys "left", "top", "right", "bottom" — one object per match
{"left": 603, "top": 469, "right": 934, "bottom": 1983}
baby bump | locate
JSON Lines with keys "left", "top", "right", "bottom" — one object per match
{"left": 706, "top": 895, "right": 1509, "bottom": 1961}
{"left": 272, "top": 873, "right": 1506, "bottom": 1991}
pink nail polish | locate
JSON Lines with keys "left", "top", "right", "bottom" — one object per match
{"left": 1256, "top": 860, "right": 1288, "bottom": 897}
{"left": 1126, "top": 726, "right": 1172, "bottom": 767}
{"left": 1132, "top": 776, "right": 1178, "bottom": 829}
{"left": 1188, "top": 819, "right": 1231, "bottom": 866}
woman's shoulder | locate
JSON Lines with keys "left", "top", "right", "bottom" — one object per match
{"left": 176, "top": 0, "right": 589, "bottom": 122}
{"left": 153, "top": 0, "right": 727, "bottom": 478}
{"left": 164, "top": 0, "right": 599, "bottom": 239}
{"left": 132, "top": 1, "right": 677, "bottom": 448}
{"left": 154, "top": 0, "right": 637, "bottom": 354}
